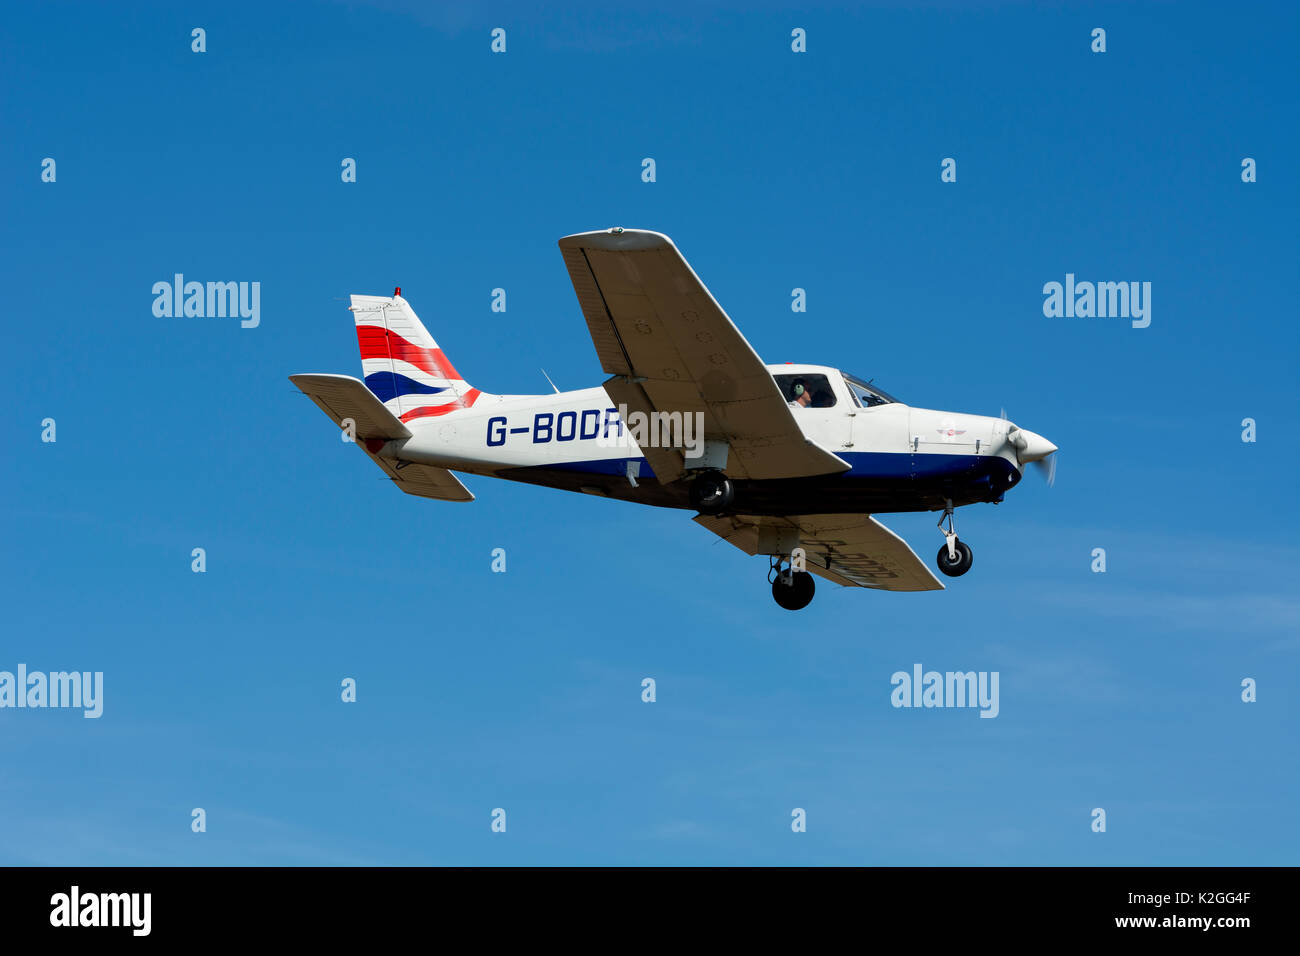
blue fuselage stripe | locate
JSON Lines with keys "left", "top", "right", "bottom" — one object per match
{"left": 525, "top": 451, "right": 1016, "bottom": 482}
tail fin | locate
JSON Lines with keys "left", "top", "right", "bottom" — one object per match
{"left": 350, "top": 291, "right": 483, "bottom": 424}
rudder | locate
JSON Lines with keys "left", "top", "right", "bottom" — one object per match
{"left": 351, "top": 290, "right": 483, "bottom": 423}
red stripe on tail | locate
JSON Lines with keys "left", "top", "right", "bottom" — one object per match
{"left": 398, "top": 389, "right": 482, "bottom": 423}
{"left": 356, "top": 325, "right": 463, "bottom": 382}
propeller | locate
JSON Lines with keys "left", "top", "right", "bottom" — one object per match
{"left": 1030, "top": 453, "right": 1057, "bottom": 487}
{"left": 1004, "top": 420, "right": 1058, "bottom": 487}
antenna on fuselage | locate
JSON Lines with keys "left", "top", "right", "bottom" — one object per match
{"left": 540, "top": 368, "right": 560, "bottom": 394}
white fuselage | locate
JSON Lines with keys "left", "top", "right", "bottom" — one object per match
{"left": 373, "top": 364, "right": 1030, "bottom": 517}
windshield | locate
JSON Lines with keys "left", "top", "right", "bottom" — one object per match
{"left": 842, "top": 372, "right": 901, "bottom": 407}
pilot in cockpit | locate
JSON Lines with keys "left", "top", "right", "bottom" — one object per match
{"left": 789, "top": 378, "right": 813, "bottom": 408}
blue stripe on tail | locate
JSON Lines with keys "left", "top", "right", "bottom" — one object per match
{"left": 364, "top": 371, "right": 448, "bottom": 403}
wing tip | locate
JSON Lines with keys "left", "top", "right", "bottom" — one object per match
{"left": 558, "top": 228, "right": 674, "bottom": 252}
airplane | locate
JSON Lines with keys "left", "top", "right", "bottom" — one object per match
{"left": 290, "top": 228, "right": 1057, "bottom": 610}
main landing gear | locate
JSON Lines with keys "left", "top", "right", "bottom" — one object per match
{"left": 770, "top": 555, "right": 815, "bottom": 610}
{"left": 935, "top": 499, "right": 973, "bottom": 577}
{"left": 689, "top": 470, "right": 734, "bottom": 515}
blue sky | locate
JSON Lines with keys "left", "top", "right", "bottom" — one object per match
{"left": 2, "top": 0, "right": 1296, "bottom": 865}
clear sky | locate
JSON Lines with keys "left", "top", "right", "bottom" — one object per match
{"left": 2, "top": 0, "right": 1296, "bottom": 865}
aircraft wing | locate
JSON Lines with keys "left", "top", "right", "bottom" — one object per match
{"left": 694, "top": 513, "right": 944, "bottom": 592}
{"left": 558, "top": 229, "right": 850, "bottom": 483}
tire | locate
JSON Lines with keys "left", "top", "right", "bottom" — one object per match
{"left": 772, "top": 570, "right": 816, "bottom": 610}
{"left": 690, "top": 471, "right": 735, "bottom": 514}
{"left": 936, "top": 540, "right": 973, "bottom": 577}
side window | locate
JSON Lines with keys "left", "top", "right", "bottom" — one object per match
{"left": 842, "top": 373, "right": 902, "bottom": 407}
{"left": 773, "top": 373, "right": 837, "bottom": 408}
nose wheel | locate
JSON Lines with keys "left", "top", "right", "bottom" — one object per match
{"left": 936, "top": 540, "right": 973, "bottom": 576}
{"left": 935, "top": 499, "right": 974, "bottom": 577}
{"left": 770, "top": 556, "right": 815, "bottom": 610}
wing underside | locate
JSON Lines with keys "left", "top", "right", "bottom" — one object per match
{"left": 559, "top": 229, "right": 849, "bottom": 483}
{"left": 694, "top": 513, "right": 944, "bottom": 592}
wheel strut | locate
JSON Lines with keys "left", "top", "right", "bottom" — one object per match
{"left": 937, "top": 498, "right": 959, "bottom": 560}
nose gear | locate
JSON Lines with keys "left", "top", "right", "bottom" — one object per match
{"left": 935, "top": 499, "right": 974, "bottom": 577}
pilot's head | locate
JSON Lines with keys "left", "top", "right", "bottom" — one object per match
{"left": 792, "top": 379, "right": 812, "bottom": 406}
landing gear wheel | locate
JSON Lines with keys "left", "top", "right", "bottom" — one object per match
{"left": 934, "top": 497, "right": 973, "bottom": 578}
{"left": 936, "top": 540, "right": 973, "bottom": 577}
{"left": 690, "top": 470, "right": 735, "bottom": 515}
{"left": 772, "top": 570, "right": 816, "bottom": 610}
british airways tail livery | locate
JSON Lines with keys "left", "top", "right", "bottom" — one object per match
{"left": 291, "top": 228, "right": 1057, "bottom": 610}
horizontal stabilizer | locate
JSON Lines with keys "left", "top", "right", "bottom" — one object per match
{"left": 371, "top": 458, "right": 474, "bottom": 502}
{"left": 289, "top": 373, "right": 411, "bottom": 440}
{"left": 290, "top": 372, "right": 473, "bottom": 502}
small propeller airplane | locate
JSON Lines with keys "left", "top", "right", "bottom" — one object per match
{"left": 291, "top": 228, "right": 1057, "bottom": 609}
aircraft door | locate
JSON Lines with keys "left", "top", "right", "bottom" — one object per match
{"left": 852, "top": 402, "right": 910, "bottom": 455}
{"left": 842, "top": 375, "right": 908, "bottom": 455}
{"left": 773, "top": 372, "right": 853, "bottom": 451}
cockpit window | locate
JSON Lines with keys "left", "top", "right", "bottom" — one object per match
{"left": 843, "top": 372, "right": 900, "bottom": 408}
{"left": 773, "top": 373, "right": 837, "bottom": 408}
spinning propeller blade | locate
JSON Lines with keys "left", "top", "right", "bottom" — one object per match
{"left": 1030, "top": 453, "right": 1057, "bottom": 487}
